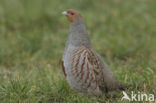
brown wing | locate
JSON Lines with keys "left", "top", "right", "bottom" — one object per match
{"left": 87, "top": 49, "right": 128, "bottom": 92}
{"left": 87, "top": 49, "right": 106, "bottom": 89}
{"left": 95, "top": 52, "right": 128, "bottom": 91}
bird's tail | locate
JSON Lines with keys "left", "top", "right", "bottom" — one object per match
{"left": 96, "top": 53, "right": 129, "bottom": 92}
{"left": 101, "top": 64, "right": 128, "bottom": 92}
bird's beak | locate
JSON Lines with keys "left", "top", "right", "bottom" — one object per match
{"left": 62, "top": 11, "right": 68, "bottom": 15}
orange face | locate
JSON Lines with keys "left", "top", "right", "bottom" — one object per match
{"left": 64, "top": 10, "right": 82, "bottom": 23}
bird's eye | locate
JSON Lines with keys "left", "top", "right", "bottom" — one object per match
{"left": 71, "top": 13, "right": 74, "bottom": 15}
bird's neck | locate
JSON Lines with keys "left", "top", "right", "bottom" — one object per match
{"left": 67, "top": 22, "right": 91, "bottom": 48}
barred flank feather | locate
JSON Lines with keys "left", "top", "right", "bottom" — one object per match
{"left": 70, "top": 47, "right": 102, "bottom": 90}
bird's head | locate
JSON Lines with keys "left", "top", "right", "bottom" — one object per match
{"left": 62, "top": 9, "right": 83, "bottom": 24}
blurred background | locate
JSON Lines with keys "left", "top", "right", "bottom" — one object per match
{"left": 0, "top": 0, "right": 155, "bottom": 102}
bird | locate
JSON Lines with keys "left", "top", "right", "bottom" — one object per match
{"left": 61, "top": 9, "right": 127, "bottom": 96}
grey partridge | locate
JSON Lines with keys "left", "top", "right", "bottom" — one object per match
{"left": 62, "top": 9, "right": 127, "bottom": 96}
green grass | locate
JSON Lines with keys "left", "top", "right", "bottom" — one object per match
{"left": 0, "top": 0, "right": 156, "bottom": 102}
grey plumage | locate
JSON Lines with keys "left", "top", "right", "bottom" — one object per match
{"left": 62, "top": 9, "right": 127, "bottom": 96}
